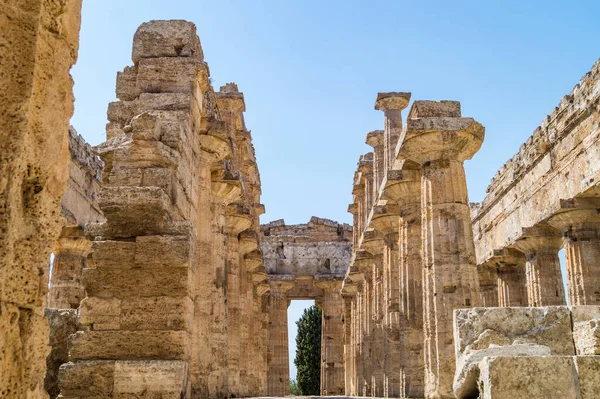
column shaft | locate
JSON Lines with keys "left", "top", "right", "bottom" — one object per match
{"left": 318, "top": 281, "right": 345, "bottom": 395}
{"left": 564, "top": 233, "right": 600, "bottom": 305}
{"left": 267, "top": 280, "right": 293, "bottom": 396}
{"left": 421, "top": 159, "right": 480, "bottom": 398}
{"left": 497, "top": 267, "right": 527, "bottom": 307}
{"left": 399, "top": 208, "right": 425, "bottom": 398}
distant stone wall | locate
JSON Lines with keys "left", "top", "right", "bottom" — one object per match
{"left": 261, "top": 216, "right": 352, "bottom": 278}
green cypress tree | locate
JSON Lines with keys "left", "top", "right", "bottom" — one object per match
{"left": 294, "top": 305, "right": 322, "bottom": 395}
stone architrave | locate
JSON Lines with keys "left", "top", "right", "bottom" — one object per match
{"left": 399, "top": 100, "right": 484, "bottom": 398}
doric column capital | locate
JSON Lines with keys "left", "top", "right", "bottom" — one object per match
{"left": 375, "top": 92, "right": 411, "bottom": 112}
{"left": 366, "top": 130, "right": 384, "bottom": 148}
{"left": 370, "top": 203, "right": 400, "bottom": 234}
{"left": 547, "top": 199, "right": 600, "bottom": 238}
{"left": 512, "top": 223, "right": 563, "bottom": 255}
{"left": 314, "top": 275, "right": 344, "bottom": 291}
{"left": 245, "top": 249, "right": 264, "bottom": 271}
{"left": 380, "top": 168, "right": 420, "bottom": 204}
{"left": 211, "top": 164, "right": 242, "bottom": 204}
{"left": 360, "top": 228, "right": 385, "bottom": 255}
{"left": 216, "top": 90, "right": 246, "bottom": 113}
{"left": 225, "top": 202, "right": 253, "bottom": 235}
{"left": 352, "top": 250, "right": 373, "bottom": 273}
{"left": 267, "top": 275, "right": 295, "bottom": 295}
{"left": 399, "top": 100, "right": 484, "bottom": 164}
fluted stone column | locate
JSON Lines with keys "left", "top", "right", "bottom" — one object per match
{"left": 399, "top": 100, "right": 483, "bottom": 398}
{"left": 315, "top": 278, "right": 346, "bottom": 395}
{"left": 381, "top": 169, "right": 425, "bottom": 398}
{"left": 47, "top": 227, "right": 90, "bottom": 309}
{"left": 487, "top": 249, "right": 527, "bottom": 307}
{"left": 362, "top": 229, "right": 385, "bottom": 397}
{"left": 342, "top": 287, "right": 357, "bottom": 396}
{"left": 371, "top": 203, "right": 401, "bottom": 398}
{"left": 548, "top": 206, "right": 600, "bottom": 305}
{"left": 267, "top": 276, "right": 295, "bottom": 396}
{"left": 351, "top": 253, "right": 370, "bottom": 396}
{"left": 513, "top": 225, "right": 566, "bottom": 306}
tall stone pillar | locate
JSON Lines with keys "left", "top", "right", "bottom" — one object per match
{"left": 548, "top": 205, "right": 600, "bottom": 305}
{"left": 362, "top": 229, "right": 385, "bottom": 397}
{"left": 375, "top": 92, "right": 412, "bottom": 172}
{"left": 371, "top": 203, "right": 401, "bottom": 398}
{"left": 398, "top": 100, "right": 483, "bottom": 398}
{"left": 342, "top": 290, "right": 356, "bottom": 396}
{"left": 267, "top": 276, "right": 295, "bottom": 396}
{"left": 381, "top": 168, "right": 425, "bottom": 398}
{"left": 315, "top": 277, "right": 346, "bottom": 395}
{"left": 0, "top": 2, "right": 82, "bottom": 396}
{"left": 47, "top": 227, "right": 90, "bottom": 309}
{"left": 352, "top": 254, "right": 370, "bottom": 396}
{"left": 513, "top": 224, "right": 566, "bottom": 306}
{"left": 60, "top": 21, "right": 227, "bottom": 398}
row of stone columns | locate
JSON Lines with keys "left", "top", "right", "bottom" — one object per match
{"left": 344, "top": 95, "right": 485, "bottom": 398}
{"left": 479, "top": 200, "right": 600, "bottom": 310}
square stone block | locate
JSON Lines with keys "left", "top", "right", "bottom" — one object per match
{"left": 479, "top": 356, "right": 579, "bottom": 399}
{"left": 58, "top": 360, "right": 116, "bottom": 397}
{"left": 69, "top": 330, "right": 191, "bottom": 361}
{"left": 132, "top": 20, "right": 202, "bottom": 62}
{"left": 571, "top": 306, "right": 600, "bottom": 355}
{"left": 113, "top": 360, "right": 189, "bottom": 398}
{"left": 575, "top": 355, "right": 600, "bottom": 399}
{"left": 454, "top": 306, "right": 575, "bottom": 356}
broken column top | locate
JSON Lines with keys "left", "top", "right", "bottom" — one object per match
{"left": 220, "top": 82, "right": 239, "bottom": 93}
{"left": 408, "top": 100, "right": 461, "bottom": 118}
{"left": 132, "top": 20, "right": 203, "bottom": 63}
{"left": 374, "top": 92, "right": 411, "bottom": 111}
{"left": 365, "top": 130, "right": 384, "bottom": 147}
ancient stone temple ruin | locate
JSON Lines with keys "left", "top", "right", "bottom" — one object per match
{"left": 2, "top": 2, "right": 600, "bottom": 398}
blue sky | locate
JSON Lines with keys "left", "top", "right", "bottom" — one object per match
{"left": 72, "top": 1, "right": 600, "bottom": 379}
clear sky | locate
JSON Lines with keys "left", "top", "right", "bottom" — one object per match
{"left": 72, "top": 0, "right": 600, "bottom": 380}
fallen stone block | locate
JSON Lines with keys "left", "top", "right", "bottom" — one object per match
{"left": 479, "top": 356, "right": 579, "bottom": 399}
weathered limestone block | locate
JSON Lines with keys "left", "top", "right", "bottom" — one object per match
{"left": 572, "top": 306, "right": 600, "bottom": 355}
{"left": 453, "top": 306, "right": 575, "bottom": 398}
{"left": 132, "top": 20, "right": 203, "bottom": 63}
{"left": 0, "top": 1, "right": 82, "bottom": 396}
{"left": 575, "top": 356, "right": 600, "bottom": 399}
{"left": 59, "top": 361, "right": 116, "bottom": 397}
{"left": 454, "top": 307, "right": 575, "bottom": 358}
{"left": 69, "top": 330, "right": 191, "bottom": 361}
{"left": 478, "top": 356, "right": 580, "bottom": 399}
{"left": 59, "top": 360, "right": 189, "bottom": 398}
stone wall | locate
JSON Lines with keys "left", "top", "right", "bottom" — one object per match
{"left": 57, "top": 20, "right": 266, "bottom": 399}
{"left": 0, "top": 1, "right": 82, "bottom": 398}
{"left": 261, "top": 217, "right": 352, "bottom": 396}
{"left": 472, "top": 59, "right": 600, "bottom": 308}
